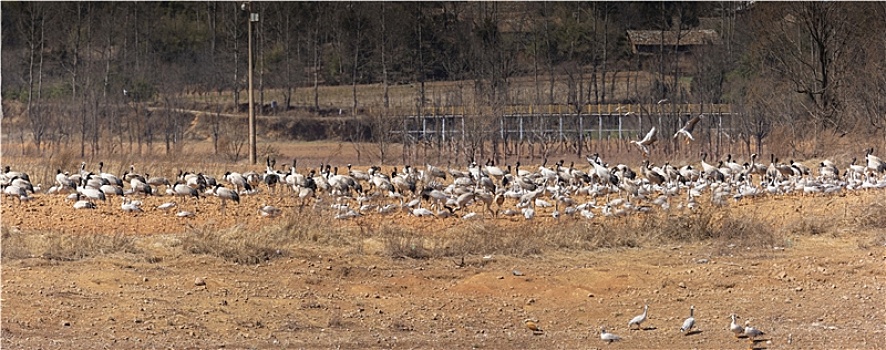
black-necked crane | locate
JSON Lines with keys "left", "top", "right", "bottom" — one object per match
{"left": 819, "top": 160, "right": 840, "bottom": 180}
{"left": 56, "top": 169, "right": 76, "bottom": 189}
{"left": 224, "top": 171, "right": 251, "bottom": 193}
{"left": 3, "top": 184, "right": 29, "bottom": 204}
{"left": 700, "top": 153, "right": 725, "bottom": 182}
{"left": 171, "top": 181, "right": 201, "bottom": 211}
{"left": 848, "top": 157, "right": 867, "bottom": 180}
{"left": 790, "top": 159, "right": 810, "bottom": 177}
{"left": 127, "top": 176, "right": 153, "bottom": 196}
{"left": 212, "top": 184, "right": 240, "bottom": 215}
{"left": 642, "top": 160, "right": 666, "bottom": 186}
{"left": 3, "top": 165, "right": 30, "bottom": 182}
{"left": 100, "top": 184, "right": 124, "bottom": 198}
{"left": 97, "top": 162, "right": 123, "bottom": 187}
{"left": 78, "top": 182, "right": 107, "bottom": 203}
{"left": 146, "top": 173, "right": 171, "bottom": 189}
{"left": 674, "top": 114, "right": 702, "bottom": 143}
{"left": 73, "top": 195, "right": 97, "bottom": 209}
{"left": 123, "top": 164, "right": 145, "bottom": 184}
{"left": 866, "top": 148, "right": 885, "bottom": 173}
{"left": 425, "top": 163, "right": 447, "bottom": 181}
{"left": 484, "top": 159, "right": 506, "bottom": 184}
{"left": 263, "top": 156, "right": 281, "bottom": 194}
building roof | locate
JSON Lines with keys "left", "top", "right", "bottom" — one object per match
{"left": 627, "top": 29, "right": 722, "bottom": 47}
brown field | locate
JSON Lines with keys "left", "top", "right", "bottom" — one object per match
{"left": 2, "top": 141, "right": 886, "bottom": 349}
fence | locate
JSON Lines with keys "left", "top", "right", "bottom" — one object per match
{"left": 396, "top": 105, "right": 736, "bottom": 143}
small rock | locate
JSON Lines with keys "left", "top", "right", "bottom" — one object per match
{"left": 696, "top": 258, "right": 709, "bottom": 264}
{"left": 678, "top": 282, "right": 686, "bottom": 289}
{"left": 512, "top": 270, "right": 524, "bottom": 276}
{"left": 61, "top": 321, "right": 71, "bottom": 327}
{"left": 587, "top": 293, "right": 594, "bottom": 298}
{"left": 194, "top": 277, "right": 206, "bottom": 286}
{"left": 794, "top": 286, "right": 803, "bottom": 292}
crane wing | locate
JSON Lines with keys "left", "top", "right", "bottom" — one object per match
{"left": 682, "top": 114, "right": 702, "bottom": 133}
{"left": 641, "top": 127, "right": 657, "bottom": 145}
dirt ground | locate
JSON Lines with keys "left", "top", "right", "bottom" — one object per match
{"left": 2, "top": 187, "right": 885, "bottom": 350}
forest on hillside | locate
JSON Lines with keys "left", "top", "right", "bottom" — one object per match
{"left": 2, "top": 2, "right": 884, "bottom": 159}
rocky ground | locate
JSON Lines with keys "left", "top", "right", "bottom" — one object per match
{"left": 2, "top": 190, "right": 885, "bottom": 349}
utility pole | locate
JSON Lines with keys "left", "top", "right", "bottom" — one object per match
{"left": 243, "top": 2, "right": 259, "bottom": 164}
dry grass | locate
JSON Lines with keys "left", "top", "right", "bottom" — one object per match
{"left": 0, "top": 191, "right": 875, "bottom": 264}
{"left": 1, "top": 226, "right": 139, "bottom": 261}
{"left": 856, "top": 201, "right": 886, "bottom": 229}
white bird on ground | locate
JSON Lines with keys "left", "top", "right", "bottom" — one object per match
{"left": 743, "top": 320, "right": 765, "bottom": 340}
{"left": 411, "top": 207, "right": 434, "bottom": 217}
{"left": 680, "top": 305, "right": 696, "bottom": 334}
{"left": 157, "top": 202, "right": 177, "bottom": 211}
{"left": 176, "top": 210, "right": 195, "bottom": 218}
{"left": 259, "top": 205, "right": 282, "bottom": 218}
{"left": 335, "top": 208, "right": 361, "bottom": 220}
{"left": 73, "top": 199, "right": 96, "bottom": 209}
{"left": 600, "top": 326, "right": 621, "bottom": 343}
{"left": 631, "top": 127, "right": 657, "bottom": 156}
{"left": 628, "top": 305, "right": 649, "bottom": 330}
{"left": 521, "top": 207, "right": 535, "bottom": 220}
{"left": 729, "top": 314, "right": 744, "bottom": 338}
{"left": 121, "top": 198, "right": 143, "bottom": 213}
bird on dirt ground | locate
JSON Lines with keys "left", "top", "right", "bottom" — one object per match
{"left": 674, "top": 114, "right": 702, "bottom": 143}
{"left": 600, "top": 326, "right": 622, "bottom": 343}
{"left": 212, "top": 184, "right": 240, "bottom": 215}
{"left": 157, "top": 202, "right": 177, "bottom": 212}
{"left": 121, "top": 198, "right": 143, "bottom": 213}
{"left": 730, "top": 314, "right": 744, "bottom": 338}
{"left": 259, "top": 204, "right": 282, "bottom": 218}
{"left": 743, "top": 320, "right": 765, "bottom": 341}
{"left": 680, "top": 305, "right": 696, "bottom": 334}
{"left": 628, "top": 305, "right": 649, "bottom": 330}
{"left": 524, "top": 318, "right": 543, "bottom": 335}
{"left": 631, "top": 127, "right": 658, "bottom": 156}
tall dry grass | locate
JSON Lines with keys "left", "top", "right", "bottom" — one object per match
{"left": 5, "top": 193, "right": 884, "bottom": 264}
